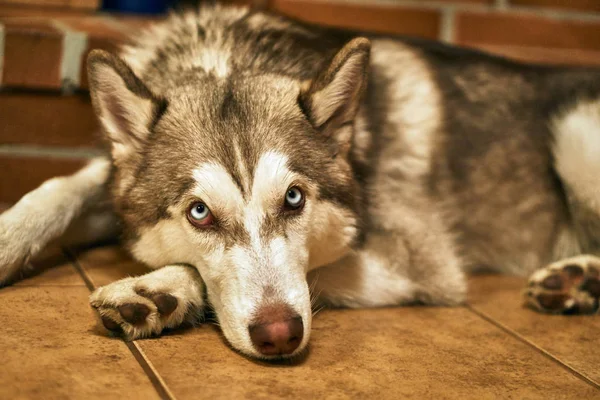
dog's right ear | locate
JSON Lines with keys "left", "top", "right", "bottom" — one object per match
{"left": 87, "top": 50, "right": 166, "bottom": 162}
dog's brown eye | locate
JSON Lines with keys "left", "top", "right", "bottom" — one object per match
{"left": 284, "top": 187, "right": 304, "bottom": 211}
{"left": 187, "top": 202, "right": 213, "bottom": 228}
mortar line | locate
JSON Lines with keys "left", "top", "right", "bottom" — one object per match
{"left": 0, "top": 23, "right": 5, "bottom": 89}
{"left": 465, "top": 303, "right": 600, "bottom": 390}
{"left": 439, "top": 6, "right": 456, "bottom": 43}
{"left": 51, "top": 20, "right": 88, "bottom": 93}
{"left": 494, "top": 0, "right": 509, "bottom": 10}
{"left": 0, "top": 145, "right": 104, "bottom": 159}
{"left": 64, "top": 247, "right": 177, "bottom": 400}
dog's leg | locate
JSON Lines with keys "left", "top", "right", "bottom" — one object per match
{"left": 0, "top": 157, "right": 115, "bottom": 284}
{"left": 90, "top": 265, "right": 205, "bottom": 339}
{"left": 525, "top": 255, "right": 600, "bottom": 314}
{"left": 523, "top": 100, "right": 600, "bottom": 314}
{"left": 308, "top": 230, "right": 467, "bottom": 308}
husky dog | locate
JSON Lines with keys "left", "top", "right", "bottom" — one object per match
{"left": 2, "top": 4, "right": 600, "bottom": 359}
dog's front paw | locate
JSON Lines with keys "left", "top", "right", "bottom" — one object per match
{"left": 525, "top": 255, "right": 600, "bottom": 314}
{"left": 90, "top": 266, "right": 205, "bottom": 340}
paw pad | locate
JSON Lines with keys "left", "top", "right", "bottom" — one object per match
{"left": 136, "top": 288, "right": 178, "bottom": 317}
{"left": 91, "top": 287, "right": 184, "bottom": 339}
{"left": 526, "top": 255, "right": 600, "bottom": 315}
{"left": 152, "top": 293, "right": 178, "bottom": 316}
{"left": 101, "top": 316, "right": 122, "bottom": 332}
{"left": 118, "top": 303, "right": 151, "bottom": 325}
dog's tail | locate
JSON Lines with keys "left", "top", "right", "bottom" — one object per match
{"left": 0, "top": 157, "right": 118, "bottom": 285}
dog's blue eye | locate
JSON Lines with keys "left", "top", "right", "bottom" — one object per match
{"left": 190, "top": 204, "right": 208, "bottom": 219}
{"left": 187, "top": 202, "right": 213, "bottom": 227}
{"left": 285, "top": 187, "right": 304, "bottom": 209}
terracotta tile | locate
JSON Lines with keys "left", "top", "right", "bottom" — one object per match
{"left": 73, "top": 246, "right": 152, "bottom": 287}
{"left": 69, "top": 245, "right": 600, "bottom": 396}
{"left": 0, "top": 155, "right": 88, "bottom": 203}
{"left": 0, "top": 286, "right": 160, "bottom": 399}
{"left": 511, "top": 0, "right": 600, "bottom": 13}
{"left": 1, "top": 18, "right": 63, "bottom": 89}
{"left": 472, "top": 44, "right": 600, "bottom": 66}
{"left": 0, "top": 93, "right": 100, "bottom": 147}
{"left": 271, "top": 0, "right": 441, "bottom": 38}
{"left": 469, "top": 274, "right": 600, "bottom": 384}
{"left": 456, "top": 12, "right": 600, "bottom": 50}
{"left": 137, "top": 306, "right": 597, "bottom": 398}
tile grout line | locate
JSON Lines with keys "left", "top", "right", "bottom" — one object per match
{"left": 125, "top": 341, "right": 178, "bottom": 400}
{"left": 63, "top": 247, "right": 177, "bottom": 400}
{"left": 465, "top": 304, "right": 600, "bottom": 390}
{"left": 63, "top": 248, "right": 95, "bottom": 291}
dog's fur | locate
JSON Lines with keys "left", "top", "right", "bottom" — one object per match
{"left": 2, "top": 4, "right": 600, "bottom": 359}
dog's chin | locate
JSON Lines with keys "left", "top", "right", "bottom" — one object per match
{"left": 238, "top": 344, "right": 310, "bottom": 364}
{"left": 218, "top": 323, "right": 310, "bottom": 363}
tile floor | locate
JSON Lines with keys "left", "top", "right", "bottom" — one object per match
{"left": 1, "top": 244, "right": 599, "bottom": 399}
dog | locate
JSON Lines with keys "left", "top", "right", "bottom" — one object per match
{"left": 1, "top": 3, "right": 600, "bottom": 360}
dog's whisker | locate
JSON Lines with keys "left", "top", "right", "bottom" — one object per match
{"left": 312, "top": 305, "right": 325, "bottom": 317}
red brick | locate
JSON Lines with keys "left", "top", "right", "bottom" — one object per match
{"left": 456, "top": 12, "right": 600, "bottom": 50}
{"left": 0, "top": 0, "right": 99, "bottom": 10}
{"left": 113, "top": 15, "right": 165, "bottom": 33}
{"left": 0, "top": 5, "right": 94, "bottom": 17}
{"left": 271, "top": 0, "right": 441, "bottom": 39}
{"left": 58, "top": 16, "right": 129, "bottom": 89}
{"left": 0, "top": 155, "right": 88, "bottom": 203}
{"left": 511, "top": 0, "right": 600, "bottom": 13}
{"left": 435, "top": 0, "right": 493, "bottom": 3}
{"left": 472, "top": 44, "right": 600, "bottom": 66}
{"left": 0, "top": 93, "right": 100, "bottom": 147}
{"left": 222, "top": 0, "right": 256, "bottom": 6}
{"left": 1, "top": 18, "right": 63, "bottom": 89}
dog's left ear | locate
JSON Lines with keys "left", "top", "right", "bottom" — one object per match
{"left": 87, "top": 50, "right": 166, "bottom": 163}
{"left": 300, "top": 37, "right": 370, "bottom": 146}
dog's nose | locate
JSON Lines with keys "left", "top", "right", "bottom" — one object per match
{"left": 248, "top": 305, "right": 304, "bottom": 356}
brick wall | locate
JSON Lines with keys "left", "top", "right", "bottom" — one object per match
{"left": 268, "top": 0, "right": 600, "bottom": 65}
{"left": 1, "top": 0, "right": 600, "bottom": 204}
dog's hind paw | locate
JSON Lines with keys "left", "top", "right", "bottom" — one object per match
{"left": 90, "top": 265, "right": 205, "bottom": 340}
{"left": 525, "top": 255, "right": 600, "bottom": 314}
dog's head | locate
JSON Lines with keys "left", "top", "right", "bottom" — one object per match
{"left": 87, "top": 38, "right": 370, "bottom": 359}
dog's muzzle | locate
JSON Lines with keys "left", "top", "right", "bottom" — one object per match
{"left": 248, "top": 303, "right": 304, "bottom": 356}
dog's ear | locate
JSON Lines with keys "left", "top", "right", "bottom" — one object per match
{"left": 87, "top": 50, "right": 166, "bottom": 162}
{"left": 300, "top": 37, "right": 370, "bottom": 145}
